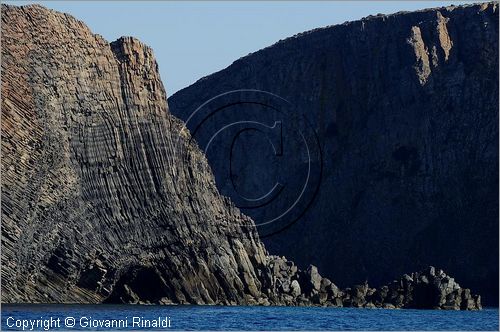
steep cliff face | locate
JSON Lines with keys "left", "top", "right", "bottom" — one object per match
{"left": 1, "top": 4, "right": 486, "bottom": 310}
{"left": 1, "top": 4, "right": 271, "bottom": 304}
{"left": 169, "top": 3, "right": 499, "bottom": 303}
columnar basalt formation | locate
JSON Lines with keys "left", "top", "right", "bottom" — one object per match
{"left": 168, "top": 3, "right": 499, "bottom": 304}
{"left": 0, "top": 4, "right": 486, "bottom": 310}
{"left": 1, "top": 4, "right": 269, "bottom": 305}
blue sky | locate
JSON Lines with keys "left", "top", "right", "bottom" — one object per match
{"left": 5, "top": 1, "right": 474, "bottom": 95}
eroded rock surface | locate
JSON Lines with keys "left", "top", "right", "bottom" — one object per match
{"left": 0, "top": 4, "right": 485, "bottom": 310}
{"left": 168, "top": 2, "right": 499, "bottom": 304}
{"left": 1, "top": 4, "right": 270, "bottom": 305}
{"left": 264, "top": 258, "right": 481, "bottom": 310}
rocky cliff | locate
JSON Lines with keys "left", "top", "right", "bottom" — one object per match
{"left": 1, "top": 4, "right": 271, "bottom": 305}
{"left": 0, "top": 4, "right": 485, "bottom": 310}
{"left": 168, "top": 2, "right": 499, "bottom": 304}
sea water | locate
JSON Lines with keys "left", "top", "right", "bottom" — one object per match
{"left": 2, "top": 304, "right": 498, "bottom": 331}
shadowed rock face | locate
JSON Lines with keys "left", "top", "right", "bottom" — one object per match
{"left": 1, "top": 4, "right": 269, "bottom": 304}
{"left": 168, "top": 3, "right": 499, "bottom": 304}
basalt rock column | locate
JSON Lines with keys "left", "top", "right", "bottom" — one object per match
{"left": 1, "top": 4, "right": 268, "bottom": 304}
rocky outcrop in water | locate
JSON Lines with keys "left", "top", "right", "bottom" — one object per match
{"left": 264, "top": 258, "right": 481, "bottom": 310}
{"left": 168, "top": 2, "right": 499, "bottom": 304}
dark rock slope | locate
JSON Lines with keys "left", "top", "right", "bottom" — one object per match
{"left": 168, "top": 3, "right": 499, "bottom": 304}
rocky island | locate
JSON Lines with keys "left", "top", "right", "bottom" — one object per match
{"left": 0, "top": 3, "right": 491, "bottom": 310}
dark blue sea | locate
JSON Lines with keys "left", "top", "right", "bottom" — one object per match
{"left": 1, "top": 304, "right": 498, "bottom": 331}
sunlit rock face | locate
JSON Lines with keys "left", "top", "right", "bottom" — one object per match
{"left": 1, "top": 4, "right": 269, "bottom": 304}
{"left": 168, "top": 3, "right": 499, "bottom": 304}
